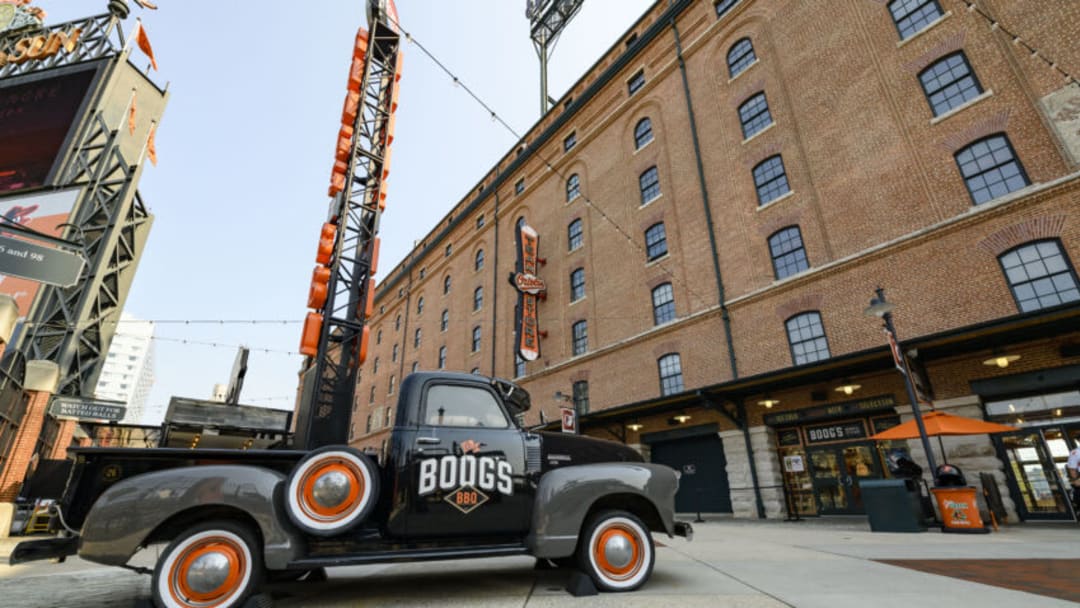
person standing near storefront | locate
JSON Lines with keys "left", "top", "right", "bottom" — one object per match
{"left": 1066, "top": 446, "right": 1080, "bottom": 512}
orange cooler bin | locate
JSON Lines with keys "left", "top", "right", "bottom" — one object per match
{"left": 931, "top": 487, "right": 989, "bottom": 534}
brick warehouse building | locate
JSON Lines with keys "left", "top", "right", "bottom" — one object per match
{"left": 349, "top": 0, "right": 1080, "bottom": 522}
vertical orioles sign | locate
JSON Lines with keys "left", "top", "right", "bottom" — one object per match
{"left": 509, "top": 223, "right": 545, "bottom": 361}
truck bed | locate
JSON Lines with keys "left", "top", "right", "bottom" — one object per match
{"left": 61, "top": 447, "right": 308, "bottom": 530}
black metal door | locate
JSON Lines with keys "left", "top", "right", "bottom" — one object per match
{"left": 651, "top": 434, "right": 732, "bottom": 513}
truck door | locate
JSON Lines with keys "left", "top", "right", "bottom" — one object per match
{"left": 401, "top": 381, "right": 532, "bottom": 539}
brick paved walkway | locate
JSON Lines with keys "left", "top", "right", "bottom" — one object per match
{"left": 878, "top": 559, "right": 1080, "bottom": 604}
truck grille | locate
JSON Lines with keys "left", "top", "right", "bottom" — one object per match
{"left": 526, "top": 444, "right": 542, "bottom": 474}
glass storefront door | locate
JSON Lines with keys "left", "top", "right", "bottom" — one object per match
{"left": 808, "top": 442, "right": 880, "bottom": 515}
{"left": 998, "top": 429, "right": 1075, "bottom": 520}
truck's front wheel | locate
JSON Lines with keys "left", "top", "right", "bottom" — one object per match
{"left": 577, "top": 509, "right": 655, "bottom": 592}
{"left": 152, "top": 520, "right": 263, "bottom": 608}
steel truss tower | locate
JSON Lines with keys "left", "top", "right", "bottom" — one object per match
{"left": 294, "top": 3, "right": 402, "bottom": 449}
{"left": 14, "top": 11, "right": 164, "bottom": 396}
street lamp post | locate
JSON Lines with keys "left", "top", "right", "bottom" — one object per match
{"left": 864, "top": 287, "right": 939, "bottom": 485}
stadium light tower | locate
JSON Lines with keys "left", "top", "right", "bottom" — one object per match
{"left": 527, "top": 0, "right": 584, "bottom": 114}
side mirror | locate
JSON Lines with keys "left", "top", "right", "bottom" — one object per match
{"left": 491, "top": 377, "right": 531, "bottom": 417}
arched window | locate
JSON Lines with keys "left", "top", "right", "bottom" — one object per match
{"left": 786, "top": 312, "right": 830, "bottom": 365}
{"left": 645, "top": 222, "right": 668, "bottom": 261}
{"left": 475, "top": 249, "right": 485, "bottom": 271}
{"left": 443, "top": 275, "right": 452, "bottom": 295}
{"left": 414, "top": 328, "right": 422, "bottom": 348}
{"left": 441, "top": 309, "right": 449, "bottom": 332}
{"left": 392, "top": 344, "right": 398, "bottom": 362}
{"left": 738, "top": 92, "right": 773, "bottom": 139}
{"left": 888, "top": 0, "right": 943, "bottom": 40}
{"left": 954, "top": 134, "right": 1029, "bottom": 205}
{"left": 566, "top": 174, "right": 581, "bottom": 201}
{"left": 639, "top": 166, "right": 661, "bottom": 205}
{"left": 416, "top": 296, "right": 425, "bottom": 315}
{"left": 570, "top": 268, "right": 586, "bottom": 302}
{"left": 471, "top": 326, "right": 482, "bottom": 352}
{"left": 715, "top": 0, "right": 739, "bottom": 19}
{"left": 438, "top": 346, "right": 447, "bottom": 369}
{"left": 919, "top": 52, "right": 982, "bottom": 117}
{"left": 651, "top": 283, "right": 675, "bottom": 325}
{"left": 568, "top": 218, "right": 584, "bottom": 251}
{"left": 768, "top": 226, "right": 809, "bottom": 279}
{"left": 657, "top": 354, "right": 684, "bottom": 396}
{"left": 571, "top": 320, "right": 588, "bottom": 356}
{"left": 395, "top": 314, "right": 401, "bottom": 330}
{"left": 473, "top": 286, "right": 484, "bottom": 311}
{"left": 634, "top": 117, "right": 654, "bottom": 149}
{"left": 727, "top": 38, "right": 756, "bottom": 78}
{"left": 752, "top": 155, "right": 790, "bottom": 205}
{"left": 998, "top": 240, "right": 1080, "bottom": 312}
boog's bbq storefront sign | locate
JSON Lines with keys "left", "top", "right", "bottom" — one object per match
{"left": 0, "top": 2, "right": 82, "bottom": 67}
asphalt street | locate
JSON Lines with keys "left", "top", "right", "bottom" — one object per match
{"left": 2, "top": 517, "right": 1078, "bottom": 607}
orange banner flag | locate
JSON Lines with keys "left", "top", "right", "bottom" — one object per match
{"left": 146, "top": 124, "right": 158, "bottom": 166}
{"left": 134, "top": 21, "right": 158, "bottom": 71}
{"left": 128, "top": 92, "right": 137, "bottom": 135}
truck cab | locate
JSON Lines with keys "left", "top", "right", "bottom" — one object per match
{"left": 386, "top": 372, "right": 539, "bottom": 539}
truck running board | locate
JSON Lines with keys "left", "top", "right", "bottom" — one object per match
{"left": 288, "top": 543, "right": 530, "bottom": 569}
{"left": 9, "top": 535, "right": 79, "bottom": 565}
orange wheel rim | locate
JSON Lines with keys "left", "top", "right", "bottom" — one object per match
{"left": 297, "top": 458, "right": 364, "bottom": 520}
{"left": 592, "top": 523, "right": 642, "bottom": 579}
{"left": 169, "top": 537, "right": 246, "bottom": 606}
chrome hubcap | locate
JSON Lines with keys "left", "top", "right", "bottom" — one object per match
{"left": 312, "top": 470, "right": 351, "bottom": 508}
{"left": 186, "top": 551, "right": 231, "bottom": 595}
{"left": 603, "top": 534, "right": 633, "bottom": 569}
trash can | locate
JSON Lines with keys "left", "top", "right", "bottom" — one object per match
{"left": 931, "top": 487, "right": 989, "bottom": 534}
{"left": 859, "top": 479, "right": 927, "bottom": 532}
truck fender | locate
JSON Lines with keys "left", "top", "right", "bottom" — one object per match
{"left": 78, "top": 465, "right": 304, "bottom": 571}
{"left": 526, "top": 462, "right": 678, "bottom": 559}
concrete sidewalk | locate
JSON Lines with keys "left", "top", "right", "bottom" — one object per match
{"left": 1, "top": 517, "right": 1078, "bottom": 607}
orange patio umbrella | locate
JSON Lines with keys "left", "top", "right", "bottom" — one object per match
{"left": 871, "top": 411, "right": 1018, "bottom": 465}
{"left": 870, "top": 411, "right": 1018, "bottom": 440}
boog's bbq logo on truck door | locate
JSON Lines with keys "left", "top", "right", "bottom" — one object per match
{"left": 417, "top": 439, "right": 512, "bottom": 514}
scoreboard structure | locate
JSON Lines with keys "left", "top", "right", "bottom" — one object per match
{"left": 0, "top": 2, "right": 166, "bottom": 400}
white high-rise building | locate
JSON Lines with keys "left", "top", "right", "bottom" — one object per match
{"left": 94, "top": 312, "right": 156, "bottom": 425}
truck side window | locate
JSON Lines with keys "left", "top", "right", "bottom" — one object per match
{"left": 423, "top": 385, "right": 509, "bottom": 429}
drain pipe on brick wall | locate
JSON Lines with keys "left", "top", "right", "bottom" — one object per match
{"left": 670, "top": 5, "right": 765, "bottom": 519}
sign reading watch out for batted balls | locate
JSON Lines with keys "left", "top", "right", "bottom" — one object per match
{"left": 49, "top": 396, "right": 126, "bottom": 421}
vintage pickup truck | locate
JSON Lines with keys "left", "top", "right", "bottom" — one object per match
{"left": 12, "top": 371, "right": 692, "bottom": 607}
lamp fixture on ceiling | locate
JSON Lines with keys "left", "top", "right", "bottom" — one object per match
{"left": 672, "top": 414, "right": 691, "bottom": 424}
{"left": 627, "top": 422, "right": 644, "bottom": 432}
{"left": 983, "top": 351, "right": 1020, "bottom": 368}
{"left": 758, "top": 396, "right": 779, "bottom": 409}
{"left": 835, "top": 380, "right": 862, "bottom": 396}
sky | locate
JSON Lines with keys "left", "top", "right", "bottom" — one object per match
{"left": 32, "top": 0, "right": 655, "bottom": 420}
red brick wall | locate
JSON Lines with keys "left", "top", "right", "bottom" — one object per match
{"left": 350, "top": 0, "right": 1080, "bottom": 447}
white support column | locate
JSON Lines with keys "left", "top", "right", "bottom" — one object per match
{"left": 720, "top": 426, "right": 786, "bottom": 519}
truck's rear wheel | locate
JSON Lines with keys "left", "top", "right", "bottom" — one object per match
{"left": 152, "top": 519, "right": 263, "bottom": 608}
{"left": 285, "top": 446, "right": 379, "bottom": 536}
{"left": 577, "top": 509, "right": 654, "bottom": 592}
